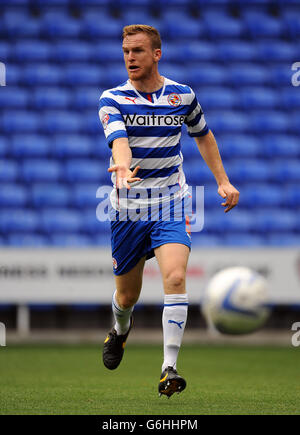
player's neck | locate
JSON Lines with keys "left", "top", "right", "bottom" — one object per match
{"left": 129, "top": 72, "right": 164, "bottom": 94}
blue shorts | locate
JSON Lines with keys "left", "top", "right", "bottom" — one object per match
{"left": 110, "top": 196, "right": 192, "bottom": 275}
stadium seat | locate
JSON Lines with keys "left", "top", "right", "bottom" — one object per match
{"left": 238, "top": 184, "right": 282, "bottom": 208}
{"left": 0, "top": 184, "right": 28, "bottom": 206}
{"left": 185, "top": 161, "right": 215, "bottom": 185}
{"left": 41, "top": 209, "right": 82, "bottom": 233}
{"left": 42, "top": 111, "right": 84, "bottom": 133}
{"left": 228, "top": 64, "right": 269, "bottom": 85}
{"left": 83, "top": 16, "right": 122, "bottom": 39}
{"left": 227, "top": 159, "right": 270, "bottom": 182}
{"left": 0, "top": 137, "right": 8, "bottom": 156}
{"left": 0, "top": 87, "right": 28, "bottom": 108}
{"left": 223, "top": 234, "right": 265, "bottom": 246}
{"left": 64, "top": 65, "right": 105, "bottom": 86}
{"left": 239, "top": 87, "right": 279, "bottom": 109}
{"left": 271, "top": 160, "right": 300, "bottom": 182}
{"left": 271, "top": 65, "right": 294, "bottom": 86}
{"left": 31, "top": 183, "right": 71, "bottom": 207}
{"left": 1, "top": 111, "right": 40, "bottom": 133}
{"left": 262, "top": 135, "right": 300, "bottom": 157}
{"left": 13, "top": 41, "right": 53, "bottom": 62}
{"left": 0, "top": 42, "right": 9, "bottom": 61}
{"left": 94, "top": 233, "right": 111, "bottom": 246}
{"left": 285, "top": 184, "right": 300, "bottom": 207}
{"left": 0, "top": 209, "right": 39, "bottom": 232}
{"left": 7, "top": 234, "right": 49, "bottom": 246}
{"left": 4, "top": 15, "right": 41, "bottom": 38}
{"left": 267, "top": 233, "right": 300, "bottom": 246}
{"left": 0, "top": 160, "right": 18, "bottom": 181}
{"left": 205, "top": 16, "right": 245, "bottom": 39}
{"left": 191, "top": 234, "right": 223, "bottom": 246}
{"left": 74, "top": 87, "right": 101, "bottom": 109}
{"left": 250, "top": 111, "right": 290, "bottom": 133}
{"left": 65, "top": 159, "right": 107, "bottom": 182}
{"left": 281, "top": 89, "right": 300, "bottom": 109}
{"left": 83, "top": 110, "right": 104, "bottom": 134}
{"left": 196, "top": 87, "right": 237, "bottom": 109}
{"left": 283, "top": 9, "right": 300, "bottom": 37}
{"left": 11, "top": 135, "right": 50, "bottom": 157}
{"left": 52, "top": 135, "right": 93, "bottom": 157}
{"left": 22, "top": 159, "right": 62, "bottom": 182}
{"left": 163, "top": 17, "right": 203, "bottom": 40}
{"left": 157, "top": 64, "right": 188, "bottom": 86}
{"left": 180, "top": 42, "right": 217, "bottom": 62}
{"left": 23, "top": 64, "right": 63, "bottom": 86}
{"left": 256, "top": 41, "right": 298, "bottom": 62}
{"left": 244, "top": 13, "right": 284, "bottom": 38}
{"left": 290, "top": 112, "right": 300, "bottom": 134}
{"left": 93, "top": 41, "right": 123, "bottom": 63}
{"left": 219, "top": 135, "right": 260, "bottom": 158}
{"left": 254, "top": 209, "right": 298, "bottom": 232}
{"left": 33, "top": 88, "right": 71, "bottom": 109}
{"left": 74, "top": 184, "right": 101, "bottom": 207}
{"left": 55, "top": 41, "right": 93, "bottom": 62}
{"left": 6, "top": 65, "right": 20, "bottom": 86}
{"left": 42, "top": 16, "right": 81, "bottom": 38}
{"left": 217, "top": 41, "right": 257, "bottom": 62}
{"left": 187, "top": 64, "right": 227, "bottom": 86}
{"left": 82, "top": 209, "right": 110, "bottom": 234}
{"left": 49, "top": 234, "right": 92, "bottom": 246}
{"left": 207, "top": 111, "right": 250, "bottom": 133}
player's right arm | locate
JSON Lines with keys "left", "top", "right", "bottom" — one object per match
{"left": 109, "top": 138, "right": 141, "bottom": 190}
{"left": 98, "top": 90, "right": 141, "bottom": 189}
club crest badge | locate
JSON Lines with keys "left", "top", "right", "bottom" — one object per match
{"left": 167, "top": 93, "right": 182, "bottom": 107}
{"left": 112, "top": 257, "right": 118, "bottom": 270}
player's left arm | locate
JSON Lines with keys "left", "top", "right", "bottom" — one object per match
{"left": 194, "top": 130, "right": 239, "bottom": 213}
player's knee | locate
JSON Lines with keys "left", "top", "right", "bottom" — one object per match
{"left": 165, "top": 270, "right": 185, "bottom": 292}
{"left": 117, "top": 294, "right": 137, "bottom": 309}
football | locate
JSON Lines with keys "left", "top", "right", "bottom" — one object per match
{"left": 202, "top": 267, "right": 270, "bottom": 335}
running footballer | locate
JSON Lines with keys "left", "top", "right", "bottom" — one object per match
{"left": 99, "top": 25, "right": 239, "bottom": 398}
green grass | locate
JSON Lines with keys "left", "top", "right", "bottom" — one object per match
{"left": 0, "top": 343, "right": 299, "bottom": 415}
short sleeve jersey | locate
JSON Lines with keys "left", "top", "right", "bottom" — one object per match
{"left": 99, "top": 77, "right": 209, "bottom": 210}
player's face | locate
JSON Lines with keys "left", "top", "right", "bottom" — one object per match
{"left": 122, "top": 33, "right": 161, "bottom": 81}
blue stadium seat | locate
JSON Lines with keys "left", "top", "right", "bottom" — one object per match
{"left": 74, "top": 87, "right": 101, "bottom": 109}
{"left": 185, "top": 161, "right": 215, "bottom": 185}
{"left": 22, "top": 159, "right": 62, "bottom": 182}
{"left": 7, "top": 234, "right": 49, "bottom": 247}
{"left": 257, "top": 41, "right": 298, "bottom": 62}
{"left": 254, "top": 209, "right": 298, "bottom": 232}
{"left": 1, "top": 111, "right": 40, "bottom": 133}
{"left": 281, "top": 89, "right": 300, "bottom": 109}
{"left": 178, "top": 42, "right": 217, "bottom": 62}
{"left": 121, "top": 10, "right": 153, "bottom": 27}
{"left": 228, "top": 159, "right": 270, "bottom": 182}
{"left": 238, "top": 184, "right": 282, "bottom": 207}
{"left": 205, "top": 16, "right": 245, "bottom": 39}
{"left": 93, "top": 41, "right": 123, "bottom": 63}
{"left": 157, "top": 65, "right": 188, "bottom": 85}
{"left": 163, "top": 17, "right": 202, "bottom": 40}
{"left": 0, "top": 160, "right": 18, "bottom": 181}
{"left": 4, "top": 14, "right": 41, "bottom": 37}
{"left": 65, "top": 159, "right": 107, "bottom": 182}
{"left": 181, "top": 141, "right": 200, "bottom": 161}
{"left": 82, "top": 110, "right": 103, "bottom": 135}
{"left": 55, "top": 41, "right": 93, "bottom": 62}
{"left": 0, "top": 42, "right": 9, "bottom": 61}
{"left": 286, "top": 184, "right": 300, "bottom": 207}
{"left": 82, "top": 209, "right": 110, "bottom": 234}
{"left": 267, "top": 233, "right": 300, "bottom": 246}
{"left": 41, "top": 209, "right": 82, "bottom": 233}
{"left": 0, "top": 87, "right": 28, "bottom": 108}
{"left": 239, "top": 87, "right": 279, "bottom": 109}
{"left": 219, "top": 135, "right": 260, "bottom": 158}
{"left": 83, "top": 16, "right": 122, "bottom": 39}
{"left": 271, "top": 160, "right": 300, "bottom": 182}
{"left": 13, "top": 41, "right": 52, "bottom": 62}
{"left": 0, "top": 184, "right": 27, "bottom": 206}
{"left": 271, "top": 65, "right": 294, "bottom": 86}
{"left": 42, "top": 16, "right": 81, "bottom": 38}
{"left": 228, "top": 64, "right": 269, "bottom": 85}
{"left": 93, "top": 138, "right": 111, "bottom": 159}
{"left": 223, "top": 234, "right": 265, "bottom": 246}
{"left": 250, "top": 111, "right": 290, "bottom": 133}
{"left": 42, "top": 111, "right": 83, "bottom": 133}
{"left": 64, "top": 65, "right": 104, "bottom": 86}
{"left": 187, "top": 64, "right": 227, "bottom": 86}
{"left": 50, "top": 234, "right": 92, "bottom": 246}
{"left": 283, "top": 9, "right": 300, "bottom": 37}
{"left": 191, "top": 234, "right": 223, "bottom": 246}
{"left": 11, "top": 135, "right": 50, "bottom": 157}
{"left": 74, "top": 184, "right": 100, "bottom": 207}
{"left": 196, "top": 88, "right": 238, "bottom": 109}
{"left": 33, "top": 88, "right": 71, "bottom": 109}
{"left": 262, "top": 135, "right": 299, "bottom": 157}
{"left": 94, "top": 233, "right": 110, "bottom": 245}
{"left": 217, "top": 41, "right": 257, "bottom": 62}
{"left": 53, "top": 135, "right": 93, "bottom": 157}
{"left": 31, "top": 183, "right": 71, "bottom": 207}
{"left": 0, "top": 137, "right": 8, "bottom": 156}
{"left": 0, "top": 209, "right": 39, "bottom": 232}
{"left": 244, "top": 13, "right": 284, "bottom": 38}
{"left": 208, "top": 111, "right": 250, "bottom": 133}
{"left": 290, "top": 112, "right": 300, "bottom": 134}
{"left": 23, "top": 64, "right": 63, "bottom": 86}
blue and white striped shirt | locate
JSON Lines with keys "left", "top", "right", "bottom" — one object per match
{"left": 99, "top": 77, "right": 209, "bottom": 209}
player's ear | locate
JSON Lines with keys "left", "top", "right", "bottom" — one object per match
{"left": 154, "top": 48, "right": 162, "bottom": 62}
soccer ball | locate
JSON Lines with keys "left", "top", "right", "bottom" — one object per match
{"left": 202, "top": 267, "right": 270, "bottom": 335}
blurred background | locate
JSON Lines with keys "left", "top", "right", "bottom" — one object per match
{"left": 0, "top": 0, "right": 299, "bottom": 343}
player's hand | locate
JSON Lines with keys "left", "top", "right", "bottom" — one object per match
{"left": 218, "top": 182, "right": 239, "bottom": 213}
{"left": 108, "top": 164, "right": 142, "bottom": 190}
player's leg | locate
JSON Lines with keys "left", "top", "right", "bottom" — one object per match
{"left": 154, "top": 243, "right": 190, "bottom": 396}
{"left": 103, "top": 255, "right": 146, "bottom": 370}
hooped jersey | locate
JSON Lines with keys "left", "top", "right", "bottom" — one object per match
{"left": 99, "top": 77, "right": 209, "bottom": 210}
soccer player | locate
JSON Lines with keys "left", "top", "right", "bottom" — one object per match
{"left": 99, "top": 25, "right": 239, "bottom": 398}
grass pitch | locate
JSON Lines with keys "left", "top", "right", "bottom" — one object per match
{"left": 0, "top": 343, "right": 299, "bottom": 415}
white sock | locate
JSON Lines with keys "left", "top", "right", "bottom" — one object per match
{"left": 162, "top": 293, "right": 188, "bottom": 372}
{"left": 112, "top": 290, "right": 134, "bottom": 335}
